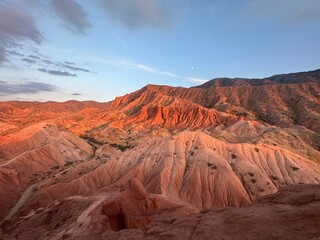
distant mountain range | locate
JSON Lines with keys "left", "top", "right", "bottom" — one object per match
{"left": 196, "top": 68, "right": 320, "bottom": 88}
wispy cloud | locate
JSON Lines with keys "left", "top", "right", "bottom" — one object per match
{"left": 0, "top": 80, "right": 57, "bottom": 95}
{"left": 38, "top": 68, "right": 77, "bottom": 77}
{"left": 246, "top": 0, "right": 320, "bottom": 23}
{"left": 40, "top": 57, "right": 92, "bottom": 73}
{"left": 292, "top": 1, "right": 320, "bottom": 22}
{"left": 71, "top": 92, "right": 82, "bottom": 96}
{"left": 0, "top": 47, "right": 7, "bottom": 63}
{"left": 111, "top": 58, "right": 207, "bottom": 83}
{"left": 21, "top": 58, "right": 37, "bottom": 64}
{"left": 6, "top": 50, "right": 24, "bottom": 57}
{"left": 38, "top": 46, "right": 208, "bottom": 83}
{"left": 61, "top": 63, "right": 90, "bottom": 73}
{"left": 29, "top": 55, "right": 41, "bottom": 60}
{"left": 184, "top": 77, "right": 208, "bottom": 83}
{"left": 95, "top": 0, "right": 182, "bottom": 30}
{"left": 0, "top": 2, "right": 43, "bottom": 64}
{"left": 115, "top": 59, "right": 157, "bottom": 72}
{"left": 51, "top": 0, "right": 91, "bottom": 34}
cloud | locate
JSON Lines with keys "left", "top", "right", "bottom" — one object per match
{"left": 62, "top": 63, "right": 90, "bottom": 73}
{"left": 21, "top": 58, "right": 37, "bottom": 64}
{"left": 0, "top": 47, "right": 7, "bottom": 64}
{"left": 29, "top": 55, "right": 41, "bottom": 59}
{"left": 71, "top": 92, "right": 82, "bottom": 96}
{"left": 42, "top": 59, "right": 54, "bottom": 65}
{"left": 292, "top": 1, "right": 320, "bottom": 22}
{"left": 246, "top": 0, "right": 320, "bottom": 23}
{"left": 111, "top": 58, "right": 207, "bottom": 83}
{"left": 39, "top": 57, "right": 92, "bottom": 73}
{"left": 51, "top": 0, "right": 91, "bottom": 34}
{"left": 116, "top": 59, "right": 157, "bottom": 72}
{"left": 0, "top": 2, "right": 43, "bottom": 64}
{"left": 37, "top": 46, "right": 207, "bottom": 83}
{"left": 0, "top": 80, "right": 57, "bottom": 95}
{"left": 96, "top": 0, "right": 181, "bottom": 29}
{"left": 184, "top": 77, "right": 207, "bottom": 83}
{"left": 38, "top": 68, "right": 77, "bottom": 77}
{"left": 6, "top": 50, "right": 24, "bottom": 57}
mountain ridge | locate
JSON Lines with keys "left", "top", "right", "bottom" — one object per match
{"left": 196, "top": 68, "right": 320, "bottom": 88}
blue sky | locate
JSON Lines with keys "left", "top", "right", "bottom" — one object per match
{"left": 0, "top": 0, "right": 320, "bottom": 102}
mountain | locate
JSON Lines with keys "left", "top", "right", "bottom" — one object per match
{"left": 196, "top": 68, "right": 320, "bottom": 88}
{"left": 0, "top": 69, "right": 319, "bottom": 239}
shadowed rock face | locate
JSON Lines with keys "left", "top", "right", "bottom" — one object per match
{"left": 0, "top": 69, "right": 319, "bottom": 239}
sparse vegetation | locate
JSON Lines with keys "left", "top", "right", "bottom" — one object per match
{"left": 51, "top": 165, "right": 60, "bottom": 170}
{"left": 254, "top": 147, "right": 259, "bottom": 152}
{"left": 185, "top": 161, "right": 191, "bottom": 171}
{"left": 248, "top": 172, "right": 255, "bottom": 177}
{"left": 64, "top": 161, "right": 73, "bottom": 167}
{"left": 291, "top": 166, "right": 300, "bottom": 171}
{"left": 110, "top": 143, "right": 133, "bottom": 152}
{"left": 271, "top": 175, "right": 278, "bottom": 181}
{"left": 231, "top": 153, "right": 237, "bottom": 159}
{"left": 32, "top": 186, "right": 38, "bottom": 193}
{"left": 99, "top": 158, "right": 108, "bottom": 164}
{"left": 207, "top": 162, "right": 217, "bottom": 170}
{"left": 52, "top": 178, "right": 60, "bottom": 185}
{"left": 238, "top": 112, "right": 250, "bottom": 118}
{"left": 251, "top": 178, "right": 257, "bottom": 183}
{"left": 80, "top": 135, "right": 104, "bottom": 145}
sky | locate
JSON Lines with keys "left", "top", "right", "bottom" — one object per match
{"left": 0, "top": 0, "right": 320, "bottom": 102}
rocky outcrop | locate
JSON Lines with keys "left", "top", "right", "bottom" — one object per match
{"left": 1, "top": 184, "right": 319, "bottom": 240}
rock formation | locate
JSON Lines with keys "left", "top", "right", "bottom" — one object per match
{"left": 0, "top": 69, "right": 319, "bottom": 239}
